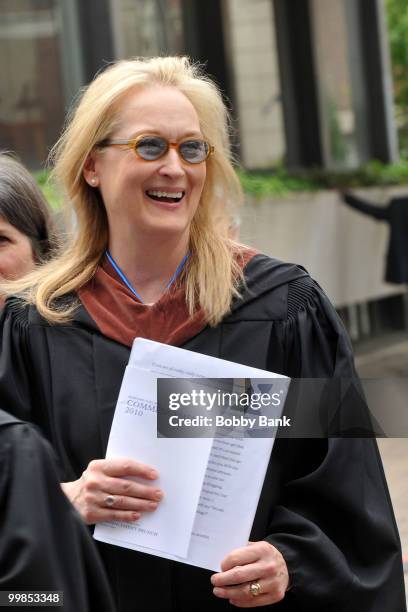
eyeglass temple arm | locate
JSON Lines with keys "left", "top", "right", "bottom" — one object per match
{"left": 98, "top": 138, "right": 132, "bottom": 146}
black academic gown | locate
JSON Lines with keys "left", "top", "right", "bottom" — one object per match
{"left": 0, "top": 254, "right": 405, "bottom": 611}
{"left": 0, "top": 409, "right": 116, "bottom": 612}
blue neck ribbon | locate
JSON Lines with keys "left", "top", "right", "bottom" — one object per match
{"left": 105, "top": 250, "right": 190, "bottom": 304}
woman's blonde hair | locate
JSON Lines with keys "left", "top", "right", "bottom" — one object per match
{"left": 3, "top": 56, "right": 245, "bottom": 326}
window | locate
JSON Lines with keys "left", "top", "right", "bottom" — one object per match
{"left": 0, "top": 0, "right": 65, "bottom": 168}
{"left": 310, "top": 0, "right": 369, "bottom": 169}
{"left": 111, "top": 0, "right": 184, "bottom": 58}
{"left": 223, "top": 0, "right": 286, "bottom": 169}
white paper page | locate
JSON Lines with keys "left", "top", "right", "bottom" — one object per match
{"left": 99, "top": 437, "right": 274, "bottom": 572}
{"left": 129, "top": 337, "right": 285, "bottom": 379}
{"left": 95, "top": 337, "right": 289, "bottom": 570}
{"left": 187, "top": 435, "right": 275, "bottom": 570}
{"left": 94, "top": 367, "right": 213, "bottom": 558}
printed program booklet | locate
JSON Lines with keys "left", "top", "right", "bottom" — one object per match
{"left": 94, "top": 338, "right": 289, "bottom": 571}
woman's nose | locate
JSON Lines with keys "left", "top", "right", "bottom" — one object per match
{"left": 157, "top": 148, "right": 185, "bottom": 177}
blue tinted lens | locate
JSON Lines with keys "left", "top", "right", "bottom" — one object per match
{"left": 179, "top": 140, "right": 209, "bottom": 163}
{"left": 136, "top": 137, "right": 167, "bottom": 160}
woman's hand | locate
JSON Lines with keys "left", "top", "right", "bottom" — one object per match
{"left": 61, "top": 458, "right": 163, "bottom": 525}
{"left": 211, "top": 541, "right": 289, "bottom": 607}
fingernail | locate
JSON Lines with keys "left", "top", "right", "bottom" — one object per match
{"left": 213, "top": 588, "right": 221, "bottom": 597}
{"left": 132, "top": 513, "right": 141, "bottom": 521}
{"left": 148, "top": 501, "right": 158, "bottom": 510}
{"left": 154, "top": 490, "right": 163, "bottom": 501}
{"left": 149, "top": 470, "right": 158, "bottom": 479}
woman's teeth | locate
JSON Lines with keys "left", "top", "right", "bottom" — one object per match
{"left": 146, "top": 190, "right": 184, "bottom": 202}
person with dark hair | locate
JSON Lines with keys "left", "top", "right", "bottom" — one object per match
{"left": 0, "top": 407, "right": 116, "bottom": 611}
{"left": 0, "top": 153, "right": 55, "bottom": 299}
{"left": 340, "top": 189, "right": 408, "bottom": 284}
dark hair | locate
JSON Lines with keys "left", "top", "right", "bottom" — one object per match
{"left": 0, "top": 153, "right": 56, "bottom": 262}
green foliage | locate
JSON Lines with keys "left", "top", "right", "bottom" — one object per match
{"left": 34, "top": 161, "right": 408, "bottom": 207}
{"left": 239, "top": 160, "right": 408, "bottom": 198}
{"left": 237, "top": 167, "right": 316, "bottom": 197}
{"left": 386, "top": 0, "right": 408, "bottom": 157}
{"left": 33, "top": 170, "right": 62, "bottom": 210}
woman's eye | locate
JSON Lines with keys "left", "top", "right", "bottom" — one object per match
{"left": 0, "top": 235, "right": 10, "bottom": 243}
{"left": 142, "top": 144, "right": 161, "bottom": 153}
{"left": 137, "top": 138, "right": 166, "bottom": 158}
{"left": 180, "top": 141, "right": 206, "bottom": 160}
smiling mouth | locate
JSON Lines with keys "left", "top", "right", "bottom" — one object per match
{"left": 146, "top": 190, "right": 185, "bottom": 203}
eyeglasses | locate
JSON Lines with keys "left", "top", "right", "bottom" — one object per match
{"left": 98, "top": 134, "right": 214, "bottom": 164}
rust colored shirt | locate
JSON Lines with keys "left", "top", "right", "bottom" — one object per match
{"left": 78, "top": 248, "right": 256, "bottom": 348}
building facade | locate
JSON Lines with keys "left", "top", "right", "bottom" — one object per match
{"left": 0, "top": 0, "right": 396, "bottom": 171}
{"left": 0, "top": 0, "right": 403, "bottom": 337}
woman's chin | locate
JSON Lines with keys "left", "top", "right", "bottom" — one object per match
{"left": 141, "top": 217, "right": 191, "bottom": 239}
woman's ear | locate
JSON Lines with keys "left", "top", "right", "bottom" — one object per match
{"left": 83, "top": 152, "right": 99, "bottom": 187}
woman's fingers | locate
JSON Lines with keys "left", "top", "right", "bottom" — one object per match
{"left": 213, "top": 576, "right": 282, "bottom": 607}
{"left": 219, "top": 544, "right": 262, "bottom": 573}
{"left": 102, "top": 509, "right": 142, "bottom": 523}
{"left": 98, "top": 490, "right": 160, "bottom": 513}
{"left": 63, "top": 457, "right": 164, "bottom": 525}
{"left": 87, "top": 458, "right": 159, "bottom": 480}
{"left": 101, "top": 475, "right": 164, "bottom": 502}
{"left": 211, "top": 541, "right": 289, "bottom": 608}
{"left": 211, "top": 561, "right": 262, "bottom": 587}
{"left": 77, "top": 503, "right": 142, "bottom": 526}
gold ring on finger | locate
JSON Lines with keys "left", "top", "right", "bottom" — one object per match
{"left": 249, "top": 581, "right": 261, "bottom": 597}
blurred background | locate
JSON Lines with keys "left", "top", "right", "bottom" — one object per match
{"left": 0, "top": 0, "right": 407, "bottom": 594}
{"left": 1, "top": 0, "right": 407, "bottom": 339}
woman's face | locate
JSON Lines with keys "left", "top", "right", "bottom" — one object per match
{"left": 0, "top": 217, "right": 35, "bottom": 282}
{"left": 86, "top": 86, "right": 207, "bottom": 244}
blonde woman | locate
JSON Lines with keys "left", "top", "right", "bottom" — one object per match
{"left": 0, "top": 57, "right": 404, "bottom": 611}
